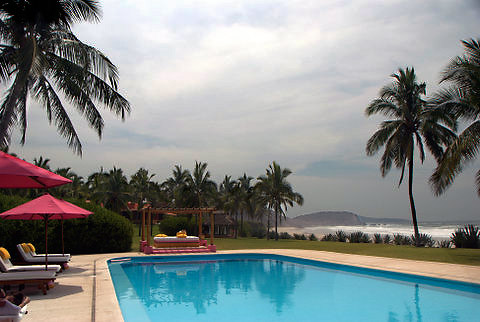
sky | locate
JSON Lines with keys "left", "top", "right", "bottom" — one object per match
{"left": 8, "top": 0, "right": 480, "bottom": 222}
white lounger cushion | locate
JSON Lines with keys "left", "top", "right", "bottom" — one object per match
{"left": 0, "top": 301, "right": 27, "bottom": 322}
{"left": 153, "top": 236, "right": 200, "bottom": 242}
{"left": 0, "top": 257, "right": 60, "bottom": 273}
{"left": 0, "top": 270, "right": 56, "bottom": 281}
{"left": 16, "top": 245, "right": 70, "bottom": 262}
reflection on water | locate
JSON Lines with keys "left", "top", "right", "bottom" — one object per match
{"left": 120, "top": 259, "right": 305, "bottom": 315}
{"left": 111, "top": 257, "right": 480, "bottom": 321}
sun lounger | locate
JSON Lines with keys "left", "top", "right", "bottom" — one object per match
{"left": 0, "top": 301, "right": 28, "bottom": 322}
{"left": 18, "top": 243, "right": 70, "bottom": 260}
{"left": 153, "top": 236, "right": 200, "bottom": 248}
{"left": 16, "top": 244, "right": 70, "bottom": 267}
{"left": 0, "top": 248, "right": 60, "bottom": 273}
{"left": 0, "top": 270, "right": 56, "bottom": 295}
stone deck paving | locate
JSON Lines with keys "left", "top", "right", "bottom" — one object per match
{"left": 17, "top": 249, "right": 480, "bottom": 321}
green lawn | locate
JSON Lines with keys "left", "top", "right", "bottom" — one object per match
{"left": 132, "top": 226, "right": 480, "bottom": 266}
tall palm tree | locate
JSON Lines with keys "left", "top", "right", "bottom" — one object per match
{"left": 161, "top": 165, "right": 190, "bottom": 207}
{"left": 255, "top": 161, "right": 303, "bottom": 241}
{"left": 130, "top": 167, "right": 156, "bottom": 209}
{"left": 366, "top": 67, "right": 456, "bottom": 245}
{"left": 430, "top": 39, "right": 480, "bottom": 196}
{"left": 53, "top": 167, "right": 84, "bottom": 198}
{"left": 94, "top": 167, "right": 130, "bottom": 213}
{"left": 0, "top": 0, "right": 130, "bottom": 155}
{"left": 86, "top": 167, "right": 105, "bottom": 200}
{"left": 218, "top": 175, "right": 240, "bottom": 237}
{"left": 186, "top": 161, "right": 217, "bottom": 208}
{"left": 33, "top": 156, "right": 51, "bottom": 170}
{"left": 237, "top": 173, "right": 254, "bottom": 234}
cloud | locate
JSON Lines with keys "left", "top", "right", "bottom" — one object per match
{"left": 6, "top": 0, "right": 480, "bottom": 222}
{"left": 298, "top": 160, "right": 375, "bottom": 178}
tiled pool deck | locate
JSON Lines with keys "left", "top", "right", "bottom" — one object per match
{"left": 19, "top": 249, "right": 480, "bottom": 321}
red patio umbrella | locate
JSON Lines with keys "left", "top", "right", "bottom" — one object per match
{"left": 0, "top": 151, "right": 72, "bottom": 188}
{"left": 0, "top": 194, "right": 93, "bottom": 270}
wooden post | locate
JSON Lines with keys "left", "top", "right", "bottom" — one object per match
{"left": 198, "top": 211, "right": 203, "bottom": 238}
{"left": 141, "top": 208, "right": 145, "bottom": 241}
{"left": 147, "top": 208, "right": 152, "bottom": 246}
{"left": 210, "top": 211, "right": 214, "bottom": 245}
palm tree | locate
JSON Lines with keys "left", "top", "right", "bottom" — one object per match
{"left": 430, "top": 39, "right": 480, "bottom": 196}
{"left": 161, "top": 165, "right": 190, "bottom": 207}
{"left": 33, "top": 156, "right": 51, "bottom": 170}
{"left": 130, "top": 167, "right": 156, "bottom": 209}
{"left": 94, "top": 167, "right": 130, "bottom": 213}
{"left": 237, "top": 173, "right": 254, "bottom": 235}
{"left": 218, "top": 175, "right": 240, "bottom": 237}
{"left": 54, "top": 167, "right": 84, "bottom": 198}
{"left": 366, "top": 67, "right": 456, "bottom": 245}
{"left": 186, "top": 161, "right": 217, "bottom": 207}
{"left": 0, "top": 0, "right": 130, "bottom": 155}
{"left": 86, "top": 167, "right": 106, "bottom": 200}
{"left": 255, "top": 161, "right": 303, "bottom": 241}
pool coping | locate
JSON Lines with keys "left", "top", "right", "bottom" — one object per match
{"left": 23, "top": 249, "right": 480, "bottom": 321}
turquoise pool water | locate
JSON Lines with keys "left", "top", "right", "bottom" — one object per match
{"left": 108, "top": 254, "right": 480, "bottom": 321}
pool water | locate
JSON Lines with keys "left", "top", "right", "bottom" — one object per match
{"left": 108, "top": 254, "right": 480, "bottom": 322}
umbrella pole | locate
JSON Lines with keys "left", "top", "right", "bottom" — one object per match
{"left": 45, "top": 217, "right": 48, "bottom": 271}
{"left": 61, "top": 218, "right": 65, "bottom": 256}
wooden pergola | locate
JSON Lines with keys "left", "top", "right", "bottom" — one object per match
{"left": 141, "top": 207, "right": 217, "bottom": 247}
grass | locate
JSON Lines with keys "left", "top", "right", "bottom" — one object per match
{"left": 132, "top": 226, "right": 480, "bottom": 266}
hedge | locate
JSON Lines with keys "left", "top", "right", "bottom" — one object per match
{"left": 0, "top": 193, "right": 133, "bottom": 258}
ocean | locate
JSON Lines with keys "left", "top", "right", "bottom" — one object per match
{"left": 279, "top": 223, "right": 471, "bottom": 241}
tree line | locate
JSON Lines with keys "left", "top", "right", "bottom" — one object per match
{"left": 1, "top": 156, "right": 303, "bottom": 241}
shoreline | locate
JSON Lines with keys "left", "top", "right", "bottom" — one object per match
{"left": 278, "top": 224, "right": 459, "bottom": 240}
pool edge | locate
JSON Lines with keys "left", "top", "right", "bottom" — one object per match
{"left": 99, "top": 249, "right": 480, "bottom": 321}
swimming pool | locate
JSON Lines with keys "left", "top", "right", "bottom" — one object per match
{"left": 108, "top": 254, "right": 480, "bottom": 321}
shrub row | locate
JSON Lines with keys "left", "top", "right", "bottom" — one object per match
{"left": 317, "top": 226, "right": 480, "bottom": 248}
{"left": 0, "top": 194, "right": 133, "bottom": 259}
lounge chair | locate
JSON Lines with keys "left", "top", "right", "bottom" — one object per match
{"left": 16, "top": 244, "right": 70, "bottom": 268}
{"left": 0, "top": 248, "right": 60, "bottom": 273}
{"left": 0, "top": 301, "right": 28, "bottom": 322}
{"left": 0, "top": 270, "right": 56, "bottom": 295}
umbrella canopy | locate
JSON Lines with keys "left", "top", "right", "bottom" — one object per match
{"left": 0, "top": 151, "right": 72, "bottom": 188}
{"left": 0, "top": 193, "right": 92, "bottom": 220}
{"left": 0, "top": 194, "right": 93, "bottom": 269}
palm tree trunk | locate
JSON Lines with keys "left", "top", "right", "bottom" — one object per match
{"left": 275, "top": 203, "right": 279, "bottom": 241}
{"left": 240, "top": 211, "right": 244, "bottom": 235}
{"left": 266, "top": 212, "right": 271, "bottom": 240}
{"left": 234, "top": 212, "right": 238, "bottom": 239}
{"left": 408, "top": 149, "right": 420, "bottom": 246}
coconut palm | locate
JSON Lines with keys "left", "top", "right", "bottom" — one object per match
{"left": 255, "top": 161, "right": 303, "bottom": 241}
{"left": 33, "top": 156, "right": 51, "bottom": 170}
{"left": 218, "top": 175, "right": 240, "bottom": 237}
{"left": 366, "top": 67, "right": 456, "bottom": 245}
{"left": 185, "top": 161, "right": 217, "bottom": 207}
{"left": 0, "top": 0, "right": 130, "bottom": 155}
{"left": 161, "top": 165, "right": 190, "bottom": 207}
{"left": 429, "top": 39, "right": 480, "bottom": 196}
{"left": 94, "top": 167, "right": 130, "bottom": 213}
{"left": 237, "top": 173, "right": 254, "bottom": 234}
{"left": 54, "top": 167, "right": 84, "bottom": 198}
{"left": 130, "top": 167, "right": 156, "bottom": 209}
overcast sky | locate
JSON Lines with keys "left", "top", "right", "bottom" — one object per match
{"left": 8, "top": 0, "right": 480, "bottom": 222}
